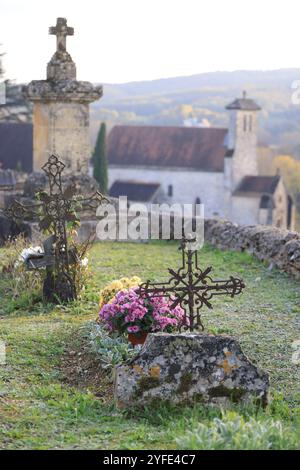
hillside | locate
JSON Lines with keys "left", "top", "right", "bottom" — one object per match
{"left": 90, "top": 68, "right": 300, "bottom": 157}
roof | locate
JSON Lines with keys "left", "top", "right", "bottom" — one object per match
{"left": 107, "top": 125, "right": 228, "bottom": 172}
{"left": 226, "top": 92, "right": 261, "bottom": 111}
{"left": 0, "top": 123, "right": 33, "bottom": 172}
{"left": 234, "top": 175, "right": 280, "bottom": 196}
{"left": 0, "top": 169, "right": 16, "bottom": 188}
{"left": 109, "top": 180, "right": 160, "bottom": 202}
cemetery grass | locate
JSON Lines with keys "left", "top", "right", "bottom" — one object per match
{"left": 0, "top": 241, "right": 300, "bottom": 450}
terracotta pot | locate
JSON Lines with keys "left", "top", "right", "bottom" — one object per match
{"left": 128, "top": 332, "right": 148, "bottom": 347}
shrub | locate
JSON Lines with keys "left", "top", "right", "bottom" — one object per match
{"left": 176, "top": 410, "right": 300, "bottom": 450}
{"left": 88, "top": 322, "right": 135, "bottom": 373}
{"left": 0, "top": 236, "right": 43, "bottom": 311}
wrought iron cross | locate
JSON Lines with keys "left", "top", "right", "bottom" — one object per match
{"left": 137, "top": 238, "right": 245, "bottom": 331}
{"left": 6, "top": 154, "right": 108, "bottom": 302}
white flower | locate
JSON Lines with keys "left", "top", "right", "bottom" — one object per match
{"left": 15, "top": 246, "right": 44, "bottom": 268}
{"left": 81, "top": 257, "right": 89, "bottom": 267}
{"left": 20, "top": 246, "right": 43, "bottom": 262}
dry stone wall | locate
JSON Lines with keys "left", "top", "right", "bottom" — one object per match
{"left": 204, "top": 219, "right": 300, "bottom": 278}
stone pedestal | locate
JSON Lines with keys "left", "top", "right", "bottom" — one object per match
{"left": 23, "top": 18, "right": 103, "bottom": 175}
{"left": 114, "top": 333, "right": 269, "bottom": 408}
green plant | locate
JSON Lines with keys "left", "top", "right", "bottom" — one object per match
{"left": 0, "top": 236, "right": 43, "bottom": 311}
{"left": 176, "top": 410, "right": 300, "bottom": 450}
{"left": 88, "top": 322, "right": 135, "bottom": 373}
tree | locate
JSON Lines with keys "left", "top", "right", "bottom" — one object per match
{"left": 272, "top": 155, "right": 300, "bottom": 203}
{"left": 273, "top": 154, "right": 300, "bottom": 230}
{"left": 0, "top": 45, "right": 4, "bottom": 78}
{"left": 93, "top": 122, "right": 108, "bottom": 194}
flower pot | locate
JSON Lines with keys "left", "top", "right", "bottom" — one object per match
{"left": 128, "top": 332, "right": 148, "bottom": 347}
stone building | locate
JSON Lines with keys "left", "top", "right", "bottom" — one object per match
{"left": 107, "top": 93, "right": 294, "bottom": 229}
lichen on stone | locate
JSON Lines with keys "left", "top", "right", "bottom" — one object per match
{"left": 115, "top": 333, "right": 269, "bottom": 408}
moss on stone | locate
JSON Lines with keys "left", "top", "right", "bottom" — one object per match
{"left": 208, "top": 384, "right": 245, "bottom": 403}
{"left": 177, "top": 372, "right": 193, "bottom": 394}
{"left": 136, "top": 375, "right": 160, "bottom": 394}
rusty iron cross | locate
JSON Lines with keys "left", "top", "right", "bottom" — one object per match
{"left": 6, "top": 154, "right": 108, "bottom": 302}
{"left": 137, "top": 238, "right": 245, "bottom": 331}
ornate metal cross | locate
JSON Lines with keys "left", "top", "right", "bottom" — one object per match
{"left": 49, "top": 17, "right": 74, "bottom": 53}
{"left": 6, "top": 154, "right": 108, "bottom": 302}
{"left": 137, "top": 238, "right": 245, "bottom": 331}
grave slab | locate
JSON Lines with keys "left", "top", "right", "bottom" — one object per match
{"left": 114, "top": 333, "right": 269, "bottom": 408}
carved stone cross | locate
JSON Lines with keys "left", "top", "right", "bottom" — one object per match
{"left": 49, "top": 17, "right": 74, "bottom": 53}
{"left": 137, "top": 237, "right": 245, "bottom": 332}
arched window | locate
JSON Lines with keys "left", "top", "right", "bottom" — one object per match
{"left": 243, "top": 115, "right": 247, "bottom": 132}
{"left": 168, "top": 184, "right": 173, "bottom": 197}
{"left": 195, "top": 197, "right": 201, "bottom": 205}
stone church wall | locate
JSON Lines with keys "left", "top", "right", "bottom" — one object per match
{"left": 109, "top": 166, "right": 225, "bottom": 218}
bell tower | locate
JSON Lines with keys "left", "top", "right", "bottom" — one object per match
{"left": 225, "top": 91, "right": 261, "bottom": 191}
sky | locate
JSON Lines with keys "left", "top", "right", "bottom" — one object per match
{"left": 1, "top": 0, "right": 300, "bottom": 84}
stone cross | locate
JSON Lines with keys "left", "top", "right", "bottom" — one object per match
{"left": 6, "top": 154, "right": 108, "bottom": 303}
{"left": 137, "top": 237, "right": 245, "bottom": 331}
{"left": 49, "top": 18, "right": 74, "bottom": 53}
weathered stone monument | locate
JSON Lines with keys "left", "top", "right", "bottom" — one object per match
{"left": 115, "top": 333, "right": 269, "bottom": 407}
{"left": 24, "top": 18, "right": 102, "bottom": 174}
{"left": 114, "top": 239, "right": 269, "bottom": 407}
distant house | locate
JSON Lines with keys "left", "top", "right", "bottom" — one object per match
{"left": 0, "top": 123, "right": 33, "bottom": 172}
{"left": 107, "top": 93, "right": 294, "bottom": 230}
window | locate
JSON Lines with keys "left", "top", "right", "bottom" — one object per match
{"left": 243, "top": 115, "right": 247, "bottom": 132}
{"left": 195, "top": 197, "right": 201, "bottom": 205}
{"left": 249, "top": 115, "right": 253, "bottom": 132}
{"left": 168, "top": 185, "right": 173, "bottom": 197}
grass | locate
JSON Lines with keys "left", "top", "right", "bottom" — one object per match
{"left": 0, "top": 240, "right": 300, "bottom": 449}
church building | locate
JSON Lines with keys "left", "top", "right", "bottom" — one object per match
{"left": 107, "top": 93, "right": 294, "bottom": 229}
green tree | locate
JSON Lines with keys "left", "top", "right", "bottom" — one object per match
{"left": 93, "top": 122, "right": 108, "bottom": 194}
{"left": 0, "top": 45, "right": 5, "bottom": 78}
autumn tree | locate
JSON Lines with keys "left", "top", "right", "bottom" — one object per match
{"left": 272, "top": 155, "right": 300, "bottom": 206}
{"left": 273, "top": 154, "right": 300, "bottom": 229}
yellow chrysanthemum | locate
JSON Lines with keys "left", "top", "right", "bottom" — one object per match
{"left": 99, "top": 276, "right": 142, "bottom": 308}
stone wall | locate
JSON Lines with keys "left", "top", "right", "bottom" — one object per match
{"left": 109, "top": 165, "right": 225, "bottom": 218}
{"left": 204, "top": 219, "right": 300, "bottom": 278}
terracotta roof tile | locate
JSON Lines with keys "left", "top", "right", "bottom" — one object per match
{"left": 107, "top": 125, "right": 228, "bottom": 172}
{"left": 234, "top": 175, "right": 280, "bottom": 196}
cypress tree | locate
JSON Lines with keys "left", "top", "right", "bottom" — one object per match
{"left": 0, "top": 45, "right": 4, "bottom": 78}
{"left": 93, "top": 122, "right": 108, "bottom": 194}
